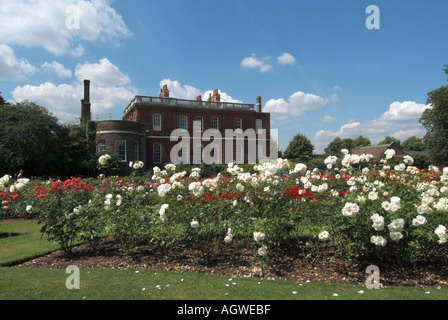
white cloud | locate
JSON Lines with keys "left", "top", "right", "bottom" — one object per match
{"left": 264, "top": 91, "right": 332, "bottom": 120}
{"left": 241, "top": 54, "right": 272, "bottom": 72}
{"left": 334, "top": 85, "right": 342, "bottom": 90}
{"left": 75, "top": 58, "right": 131, "bottom": 86}
{"left": 0, "top": 0, "right": 132, "bottom": 56}
{"left": 313, "top": 101, "right": 430, "bottom": 154}
{"left": 202, "top": 89, "right": 243, "bottom": 103}
{"left": 159, "top": 79, "right": 202, "bottom": 100}
{"left": 41, "top": 61, "right": 72, "bottom": 78}
{"left": 160, "top": 78, "right": 242, "bottom": 103}
{"left": 320, "top": 115, "right": 336, "bottom": 123}
{"left": 0, "top": 44, "right": 38, "bottom": 81}
{"left": 277, "top": 53, "right": 296, "bottom": 65}
{"left": 12, "top": 58, "right": 138, "bottom": 123}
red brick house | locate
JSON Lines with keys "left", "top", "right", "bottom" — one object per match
{"left": 88, "top": 81, "right": 271, "bottom": 171}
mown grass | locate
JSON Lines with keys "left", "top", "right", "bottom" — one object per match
{"left": 1, "top": 220, "right": 447, "bottom": 301}
{"left": 0, "top": 220, "right": 61, "bottom": 266}
{"left": 1, "top": 267, "right": 447, "bottom": 301}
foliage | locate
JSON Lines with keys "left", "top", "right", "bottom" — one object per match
{"left": 284, "top": 133, "right": 314, "bottom": 163}
{"left": 3, "top": 153, "right": 448, "bottom": 270}
{"left": 0, "top": 100, "right": 99, "bottom": 179}
{"left": 324, "top": 136, "right": 371, "bottom": 156}
{"left": 402, "top": 136, "right": 425, "bottom": 152}
{"left": 378, "top": 136, "right": 401, "bottom": 146}
{"left": 420, "top": 75, "right": 448, "bottom": 167}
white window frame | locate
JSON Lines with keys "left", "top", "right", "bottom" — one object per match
{"left": 98, "top": 140, "right": 106, "bottom": 153}
{"left": 115, "top": 140, "right": 126, "bottom": 162}
{"left": 153, "top": 114, "right": 161, "bottom": 131}
{"left": 196, "top": 116, "right": 203, "bottom": 133}
{"left": 211, "top": 117, "right": 219, "bottom": 132}
{"left": 180, "top": 115, "right": 188, "bottom": 130}
{"left": 235, "top": 118, "right": 242, "bottom": 131}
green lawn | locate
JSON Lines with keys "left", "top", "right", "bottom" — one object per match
{"left": 1, "top": 220, "right": 448, "bottom": 301}
{"left": 0, "top": 220, "right": 61, "bottom": 266}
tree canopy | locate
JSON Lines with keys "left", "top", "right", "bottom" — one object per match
{"left": 0, "top": 100, "right": 98, "bottom": 178}
{"left": 420, "top": 66, "right": 448, "bottom": 167}
{"left": 284, "top": 133, "right": 314, "bottom": 163}
{"left": 324, "top": 136, "right": 371, "bottom": 156}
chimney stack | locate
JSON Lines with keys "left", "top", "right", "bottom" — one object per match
{"left": 81, "top": 79, "right": 91, "bottom": 124}
{"left": 210, "top": 89, "right": 221, "bottom": 102}
{"left": 256, "top": 96, "right": 262, "bottom": 112}
{"left": 160, "top": 84, "right": 170, "bottom": 98}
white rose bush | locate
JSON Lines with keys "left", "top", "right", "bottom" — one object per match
{"left": 2, "top": 152, "right": 448, "bottom": 270}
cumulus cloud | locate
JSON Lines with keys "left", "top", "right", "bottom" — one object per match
{"left": 0, "top": 0, "right": 132, "bottom": 56}
{"left": 277, "top": 53, "right": 296, "bottom": 65}
{"left": 159, "top": 79, "right": 202, "bottom": 100}
{"left": 160, "top": 78, "right": 242, "bottom": 103}
{"left": 264, "top": 91, "right": 333, "bottom": 120}
{"left": 241, "top": 54, "right": 272, "bottom": 72}
{"left": 41, "top": 61, "right": 72, "bottom": 78}
{"left": 75, "top": 58, "right": 131, "bottom": 86}
{"left": 12, "top": 58, "right": 138, "bottom": 123}
{"left": 0, "top": 44, "right": 38, "bottom": 81}
{"left": 313, "top": 101, "right": 430, "bottom": 154}
{"left": 320, "top": 115, "right": 336, "bottom": 123}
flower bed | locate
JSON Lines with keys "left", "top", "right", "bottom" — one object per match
{"left": 1, "top": 150, "right": 448, "bottom": 269}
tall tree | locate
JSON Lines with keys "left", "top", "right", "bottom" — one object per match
{"left": 284, "top": 133, "right": 314, "bottom": 163}
{"left": 0, "top": 92, "right": 7, "bottom": 105}
{"left": 378, "top": 136, "right": 401, "bottom": 146}
{"left": 402, "top": 136, "right": 425, "bottom": 151}
{"left": 324, "top": 137, "right": 353, "bottom": 156}
{"left": 420, "top": 66, "right": 448, "bottom": 167}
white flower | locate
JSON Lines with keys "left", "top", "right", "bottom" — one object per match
{"left": 389, "top": 232, "right": 403, "bottom": 242}
{"left": 26, "top": 205, "right": 32, "bottom": 212}
{"left": 236, "top": 183, "right": 244, "bottom": 192}
{"left": 292, "top": 163, "right": 307, "bottom": 175}
{"left": 190, "top": 219, "right": 199, "bottom": 229}
{"left": 342, "top": 202, "right": 359, "bottom": 218}
{"left": 388, "top": 219, "right": 405, "bottom": 232}
{"left": 403, "top": 155, "right": 414, "bottom": 165}
{"left": 224, "top": 229, "right": 233, "bottom": 244}
{"left": 98, "top": 154, "right": 111, "bottom": 166}
{"left": 384, "top": 149, "right": 396, "bottom": 159}
{"left": 115, "top": 195, "right": 122, "bottom": 206}
{"left": 159, "top": 204, "right": 169, "bottom": 222}
{"left": 319, "top": 231, "right": 330, "bottom": 241}
{"left": 157, "top": 183, "right": 172, "bottom": 197}
{"left": 165, "top": 163, "right": 176, "bottom": 171}
{"left": 188, "top": 182, "right": 204, "bottom": 197}
{"left": 368, "top": 191, "right": 378, "bottom": 201}
{"left": 371, "top": 214, "right": 385, "bottom": 231}
{"left": 341, "top": 149, "right": 349, "bottom": 155}
{"left": 371, "top": 235, "right": 387, "bottom": 247}
{"left": 435, "top": 225, "right": 446, "bottom": 238}
{"left": 412, "top": 215, "right": 426, "bottom": 227}
{"left": 258, "top": 246, "right": 268, "bottom": 256}
{"left": 253, "top": 232, "right": 266, "bottom": 242}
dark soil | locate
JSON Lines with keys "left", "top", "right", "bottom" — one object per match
{"left": 15, "top": 237, "right": 448, "bottom": 288}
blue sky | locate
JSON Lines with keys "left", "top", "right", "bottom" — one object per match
{"left": 1, "top": 0, "right": 447, "bottom": 154}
